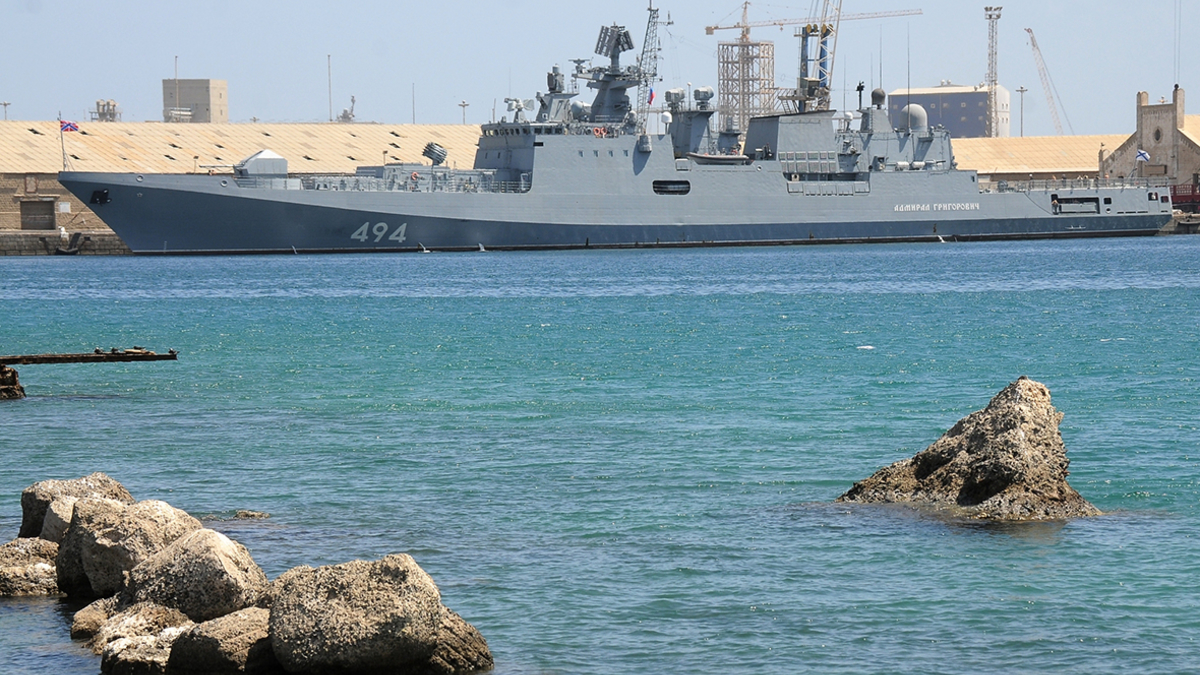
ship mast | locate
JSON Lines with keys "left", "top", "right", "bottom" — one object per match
{"left": 635, "top": 2, "right": 670, "bottom": 136}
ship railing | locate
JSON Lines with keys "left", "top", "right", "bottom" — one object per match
{"left": 290, "top": 175, "right": 532, "bottom": 194}
{"left": 980, "top": 176, "right": 1170, "bottom": 194}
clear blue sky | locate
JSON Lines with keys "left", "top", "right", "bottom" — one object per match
{"left": 1, "top": 0, "right": 1192, "bottom": 136}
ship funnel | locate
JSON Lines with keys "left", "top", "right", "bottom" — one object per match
{"left": 422, "top": 142, "right": 448, "bottom": 166}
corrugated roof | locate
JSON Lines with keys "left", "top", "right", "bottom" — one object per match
{"left": 1180, "top": 115, "right": 1200, "bottom": 146}
{"left": 952, "top": 134, "right": 1128, "bottom": 175}
{"left": 0, "top": 121, "right": 481, "bottom": 174}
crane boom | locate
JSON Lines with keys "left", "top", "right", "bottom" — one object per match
{"left": 1025, "top": 27, "right": 1065, "bottom": 135}
{"left": 706, "top": 8, "right": 921, "bottom": 35}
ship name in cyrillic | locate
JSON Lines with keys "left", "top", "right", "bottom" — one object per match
{"left": 894, "top": 203, "right": 981, "bottom": 212}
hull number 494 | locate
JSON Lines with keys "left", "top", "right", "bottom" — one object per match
{"left": 351, "top": 222, "right": 407, "bottom": 243}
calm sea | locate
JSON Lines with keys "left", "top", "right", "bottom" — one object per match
{"left": 2, "top": 239, "right": 1199, "bottom": 674}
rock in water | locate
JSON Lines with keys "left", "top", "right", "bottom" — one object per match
{"left": 0, "top": 537, "right": 60, "bottom": 596}
{"left": 20, "top": 472, "right": 134, "bottom": 539}
{"left": 427, "top": 609, "right": 495, "bottom": 675}
{"left": 123, "top": 529, "right": 269, "bottom": 622}
{"left": 57, "top": 499, "right": 202, "bottom": 599}
{"left": 269, "top": 554, "right": 446, "bottom": 674}
{"left": 837, "top": 377, "right": 1101, "bottom": 520}
{"left": 166, "top": 607, "right": 283, "bottom": 675}
{"left": 0, "top": 365, "right": 24, "bottom": 400}
{"left": 89, "top": 602, "right": 192, "bottom": 656}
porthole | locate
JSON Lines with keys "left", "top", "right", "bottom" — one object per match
{"left": 221, "top": 179, "right": 228, "bottom": 187}
{"left": 136, "top": 175, "right": 143, "bottom": 182}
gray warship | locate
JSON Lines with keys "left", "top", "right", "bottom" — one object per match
{"left": 60, "top": 9, "right": 1172, "bottom": 254}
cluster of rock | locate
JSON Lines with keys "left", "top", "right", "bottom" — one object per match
{"left": 1, "top": 473, "right": 493, "bottom": 674}
{"left": 838, "top": 377, "right": 1102, "bottom": 520}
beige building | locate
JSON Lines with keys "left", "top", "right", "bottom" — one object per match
{"left": 162, "top": 79, "right": 229, "bottom": 123}
{"left": 1101, "top": 87, "right": 1200, "bottom": 193}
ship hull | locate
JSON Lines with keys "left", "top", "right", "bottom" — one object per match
{"left": 59, "top": 170, "right": 1170, "bottom": 254}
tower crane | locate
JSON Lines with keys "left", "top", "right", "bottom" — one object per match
{"left": 706, "top": 2, "right": 922, "bottom": 130}
{"left": 1025, "top": 27, "right": 1072, "bottom": 135}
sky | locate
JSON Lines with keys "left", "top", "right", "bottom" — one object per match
{"left": 0, "top": 0, "right": 1193, "bottom": 137}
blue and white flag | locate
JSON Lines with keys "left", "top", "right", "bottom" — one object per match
{"left": 1136, "top": 149, "right": 1151, "bottom": 162}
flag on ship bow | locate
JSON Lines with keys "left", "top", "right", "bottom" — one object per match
{"left": 60, "top": 120, "right": 79, "bottom": 132}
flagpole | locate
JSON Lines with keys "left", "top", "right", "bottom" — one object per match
{"left": 58, "top": 112, "right": 66, "bottom": 171}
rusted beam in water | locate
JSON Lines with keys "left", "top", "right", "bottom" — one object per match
{"left": 0, "top": 348, "right": 178, "bottom": 366}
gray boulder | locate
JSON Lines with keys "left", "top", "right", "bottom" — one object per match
{"left": 73, "top": 595, "right": 123, "bottom": 640}
{"left": 838, "top": 377, "right": 1102, "bottom": 520}
{"left": 0, "top": 537, "right": 60, "bottom": 596}
{"left": 20, "top": 472, "right": 133, "bottom": 538}
{"left": 100, "top": 625, "right": 191, "bottom": 675}
{"left": 40, "top": 496, "right": 78, "bottom": 543}
{"left": 57, "top": 498, "right": 202, "bottom": 599}
{"left": 124, "top": 528, "right": 269, "bottom": 622}
{"left": 89, "top": 602, "right": 192, "bottom": 656}
{"left": 166, "top": 607, "right": 283, "bottom": 675}
{"left": 269, "top": 554, "right": 446, "bottom": 674}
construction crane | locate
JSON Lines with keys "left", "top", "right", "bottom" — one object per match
{"left": 985, "top": 7, "right": 1002, "bottom": 137}
{"left": 706, "top": 2, "right": 922, "bottom": 131}
{"left": 1025, "top": 27, "right": 1072, "bottom": 135}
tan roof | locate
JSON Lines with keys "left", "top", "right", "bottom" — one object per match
{"left": 1180, "top": 115, "right": 1200, "bottom": 146}
{"left": 952, "top": 134, "right": 1129, "bottom": 175}
{"left": 0, "top": 120, "right": 482, "bottom": 174}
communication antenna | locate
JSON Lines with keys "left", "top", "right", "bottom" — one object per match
{"left": 327, "top": 55, "right": 333, "bottom": 122}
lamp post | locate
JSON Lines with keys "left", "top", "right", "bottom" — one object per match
{"left": 458, "top": 100, "right": 469, "bottom": 125}
{"left": 0, "top": 102, "right": 9, "bottom": 120}
{"left": 1016, "top": 86, "right": 1027, "bottom": 137}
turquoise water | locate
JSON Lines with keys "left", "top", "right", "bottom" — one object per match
{"left": 2, "top": 239, "right": 1199, "bottom": 674}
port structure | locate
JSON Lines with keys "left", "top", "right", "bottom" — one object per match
{"left": 985, "top": 6, "right": 1002, "bottom": 137}
{"left": 1025, "top": 27, "right": 1072, "bottom": 136}
{"left": 707, "top": 2, "right": 922, "bottom": 134}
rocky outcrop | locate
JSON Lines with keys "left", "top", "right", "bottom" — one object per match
{"left": 838, "top": 377, "right": 1101, "bottom": 520}
{"left": 269, "top": 554, "right": 447, "bottom": 674}
{"left": 73, "top": 596, "right": 123, "bottom": 640}
{"left": 0, "top": 537, "right": 60, "bottom": 596}
{"left": 100, "top": 625, "right": 191, "bottom": 675}
{"left": 89, "top": 602, "right": 192, "bottom": 655}
{"left": 40, "top": 496, "right": 78, "bottom": 543}
{"left": 0, "top": 365, "right": 24, "bottom": 400}
{"left": 124, "top": 529, "right": 269, "bottom": 622}
{"left": 21, "top": 472, "right": 134, "bottom": 539}
{"left": 426, "top": 609, "right": 495, "bottom": 675}
{"left": 166, "top": 607, "right": 283, "bottom": 675}
{"left": 57, "top": 498, "right": 202, "bottom": 599}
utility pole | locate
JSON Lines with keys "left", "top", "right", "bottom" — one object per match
{"left": 1015, "top": 86, "right": 1027, "bottom": 137}
{"left": 458, "top": 100, "right": 469, "bottom": 124}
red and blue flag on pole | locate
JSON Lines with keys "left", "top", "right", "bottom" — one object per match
{"left": 648, "top": 88, "right": 656, "bottom": 105}
{"left": 60, "top": 120, "right": 79, "bottom": 132}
